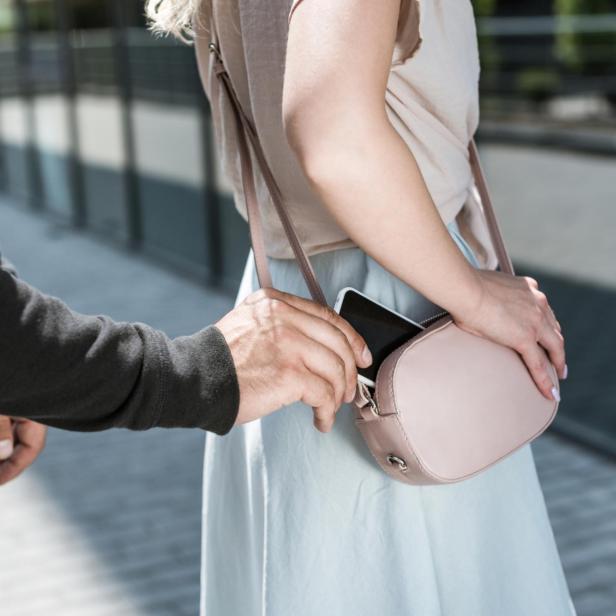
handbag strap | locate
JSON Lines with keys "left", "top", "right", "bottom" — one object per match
{"left": 467, "top": 140, "right": 515, "bottom": 276}
{"left": 207, "top": 37, "right": 514, "bottom": 307}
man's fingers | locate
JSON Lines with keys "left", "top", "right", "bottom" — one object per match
{"left": 296, "top": 333, "right": 349, "bottom": 410}
{"left": 297, "top": 368, "right": 337, "bottom": 433}
{"left": 14, "top": 419, "right": 47, "bottom": 459}
{"left": 0, "top": 443, "right": 35, "bottom": 485}
{"left": 269, "top": 290, "right": 372, "bottom": 368}
{"left": 312, "top": 405, "right": 336, "bottom": 433}
{"left": 0, "top": 420, "right": 47, "bottom": 486}
{"left": 0, "top": 461, "right": 18, "bottom": 485}
{"left": 284, "top": 308, "right": 358, "bottom": 402}
{"left": 0, "top": 416, "right": 14, "bottom": 461}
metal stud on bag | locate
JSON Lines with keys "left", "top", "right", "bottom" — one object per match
{"left": 387, "top": 454, "right": 408, "bottom": 473}
{"left": 358, "top": 381, "right": 380, "bottom": 417}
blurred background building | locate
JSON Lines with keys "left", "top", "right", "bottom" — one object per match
{"left": 0, "top": 0, "right": 249, "bottom": 290}
{"left": 0, "top": 1, "right": 615, "bottom": 615}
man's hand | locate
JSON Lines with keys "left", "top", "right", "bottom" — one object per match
{"left": 216, "top": 288, "right": 372, "bottom": 433}
{"left": 0, "top": 416, "right": 47, "bottom": 486}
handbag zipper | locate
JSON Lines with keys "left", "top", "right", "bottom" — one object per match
{"left": 419, "top": 309, "right": 450, "bottom": 328}
{"left": 360, "top": 310, "right": 449, "bottom": 418}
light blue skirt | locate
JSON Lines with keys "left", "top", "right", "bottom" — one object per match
{"left": 200, "top": 218, "right": 576, "bottom": 616}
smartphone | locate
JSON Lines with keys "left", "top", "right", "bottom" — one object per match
{"left": 334, "top": 287, "right": 425, "bottom": 389}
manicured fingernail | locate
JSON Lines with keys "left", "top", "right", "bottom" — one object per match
{"left": 362, "top": 345, "right": 372, "bottom": 366}
{"left": 0, "top": 439, "right": 13, "bottom": 460}
{"left": 551, "top": 386, "right": 561, "bottom": 402}
{"left": 562, "top": 364, "right": 568, "bottom": 380}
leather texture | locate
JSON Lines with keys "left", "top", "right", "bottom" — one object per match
{"left": 360, "top": 316, "right": 559, "bottom": 484}
{"left": 208, "top": 26, "right": 559, "bottom": 485}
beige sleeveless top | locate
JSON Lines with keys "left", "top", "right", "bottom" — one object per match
{"left": 194, "top": 0, "right": 498, "bottom": 269}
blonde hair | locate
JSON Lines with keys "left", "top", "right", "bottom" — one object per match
{"left": 145, "top": 0, "right": 209, "bottom": 42}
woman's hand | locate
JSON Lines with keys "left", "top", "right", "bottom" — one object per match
{"left": 0, "top": 416, "right": 47, "bottom": 486}
{"left": 452, "top": 270, "right": 567, "bottom": 401}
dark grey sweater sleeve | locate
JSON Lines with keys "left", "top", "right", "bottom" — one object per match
{"left": 0, "top": 265, "right": 239, "bottom": 434}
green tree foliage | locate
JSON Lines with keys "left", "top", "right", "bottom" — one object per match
{"left": 0, "top": 0, "right": 14, "bottom": 36}
{"left": 473, "top": 0, "right": 497, "bottom": 18}
{"left": 554, "top": 0, "right": 616, "bottom": 75}
{"left": 472, "top": 0, "right": 500, "bottom": 79}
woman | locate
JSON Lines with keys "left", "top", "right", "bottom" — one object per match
{"left": 148, "top": 1, "right": 573, "bottom": 614}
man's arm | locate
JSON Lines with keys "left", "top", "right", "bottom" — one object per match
{"left": 0, "top": 265, "right": 240, "bottom": 434}
{"left": 0, "top": 252, "right": 372, "bottom": 486}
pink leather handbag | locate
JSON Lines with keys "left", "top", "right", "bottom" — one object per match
{"left": 207, "top": 35, "right": 560, "bottom": 486}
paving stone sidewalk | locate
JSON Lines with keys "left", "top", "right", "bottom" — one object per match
{"left": 0, "top": 197, "right": 615, "bottom": 616}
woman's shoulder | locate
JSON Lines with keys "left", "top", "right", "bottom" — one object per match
{"left": 392, "top": 0, "right": 478, "bottom": 67}
{"left": 391, "top": 0, "right": 422, "bottom": 66}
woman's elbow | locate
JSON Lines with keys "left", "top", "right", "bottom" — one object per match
{"left": 283, "top": 104, "right": 386, "bottom": 190}
{"left": 282, "top": 80, "right": 355, "bottom": 166}
{"left": 282, "top": 99, "right": 326, "bottom": 179}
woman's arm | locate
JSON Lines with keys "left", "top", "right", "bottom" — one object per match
{"left": 282, "top": 0, "right": 483, "bottom": 318}
{"left": 283, "top": 0, "right": 567, "bottom": 399}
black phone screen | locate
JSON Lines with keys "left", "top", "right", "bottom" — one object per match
{"left": 337, "top": 289, "right": 424, "bottom": 385}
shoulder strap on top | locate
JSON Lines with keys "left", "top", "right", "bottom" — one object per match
{"left": 467, "top": 141, "right": 514, "bottom": 275}
{"left": 207, "top": 38, "right": 514, "bottom": 307}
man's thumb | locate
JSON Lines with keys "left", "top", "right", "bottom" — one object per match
{"left": 0, "top": 416, "right": 14, "bottom": 460}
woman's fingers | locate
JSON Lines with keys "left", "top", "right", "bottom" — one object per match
{"left": 460, "top": 271, "right": 567, "bottom": 395}
{"left": 537, "top": 317, "right": 566, "bottom": 381}
{"left": 535, "top": 291, "right": 567, "bottom": 379}
{"left": 535, "top": 289, "right": 561, "bottom": 333}
{"left": 0, "top": 416, "right": 14, "bottom": 461}
{"left": 519, "top": 290, "right": 564, "bottom": 400}
{"left": 546, "top": 305, "right": 562, "bottom": 333}
{"left": 518, "top": 340, "right": 560, "bottom": 402}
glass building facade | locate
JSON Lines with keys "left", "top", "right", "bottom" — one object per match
{"left": 0, "top": 0, "right": 250, "bottom": 290}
